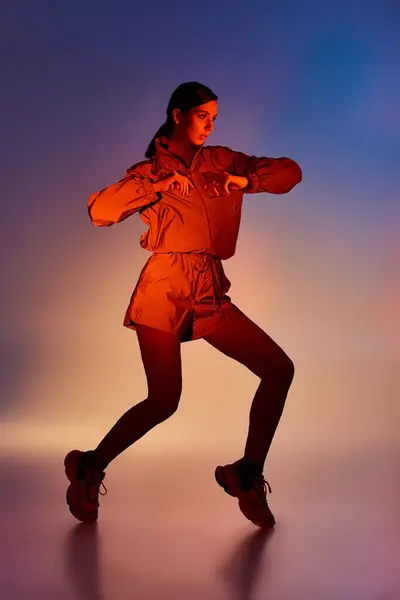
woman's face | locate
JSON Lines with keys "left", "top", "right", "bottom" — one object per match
{"left": 173, "top": 100, "right": 218, "bottom": 146}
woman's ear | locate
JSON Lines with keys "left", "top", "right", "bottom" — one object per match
{"left": 172, "top": 108, "right": 181, "bottom": 125}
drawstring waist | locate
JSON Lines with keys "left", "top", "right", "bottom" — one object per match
{"left": 193, "top": 254, "right": 225, "bottom": 309}
{"left": 153, "top": 251, "right": 225, "bottom": 309}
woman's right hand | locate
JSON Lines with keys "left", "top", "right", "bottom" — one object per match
{"left": 152, "top": 171, "right": 193, "bottom": 196}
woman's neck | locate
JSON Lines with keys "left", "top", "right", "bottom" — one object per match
{"left": 167, "top": 134, "right": 197, "bottom": 168}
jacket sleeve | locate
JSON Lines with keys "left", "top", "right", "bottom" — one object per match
{"left": 211, "top": 146, "right": 302, "bottom": 195}
{"left": 88, "top": 166, "right": 161, "bottom": 227}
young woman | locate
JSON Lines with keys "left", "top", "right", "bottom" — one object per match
{"left": 64, "top": 82, "right": 302, "bottom": 529}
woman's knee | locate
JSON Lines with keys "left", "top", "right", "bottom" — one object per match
{"left": 146, "top": 386, "right": 182, "bottom": 419}
{"left": 282, "top": 357, "right": 295, "bottom": 384}
{"left": 261, "top": 354, "right": 295, "bottom": 385}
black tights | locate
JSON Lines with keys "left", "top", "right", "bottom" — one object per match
{"left": 87, "top": 367, "right": 293, "bottom": 479}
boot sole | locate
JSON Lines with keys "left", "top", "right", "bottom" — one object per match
{"left": 64, "top": 451, "right": 98, "bottom": 523}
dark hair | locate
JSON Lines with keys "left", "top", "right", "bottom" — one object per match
{"left": 145, "top": 81, "right": 218, "bottom": 159}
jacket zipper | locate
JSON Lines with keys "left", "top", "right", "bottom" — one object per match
{"left": 189, "top": 150, "right": 212, "bottom": 250}
{"left": 187, "top": 169, "right": 212, "bottom": 250}
{"left": 160, "top": 144, "right": 212, "bottom": 250}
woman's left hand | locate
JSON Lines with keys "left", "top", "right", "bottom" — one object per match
{"left": 202, "top": 171, "right": 248, "bottom": 196}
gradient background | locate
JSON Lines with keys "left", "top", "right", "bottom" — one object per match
{"left": 0, "top": 1, "right": 398, "bottom": 466}
{"left": 1, "top": 2, "right": 399, "bottom": 598}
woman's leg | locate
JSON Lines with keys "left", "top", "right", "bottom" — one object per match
{"left": 88, "top": 324, "right": 183, "bottom": 472}
{"left": 203, "top": 306, "right": 294, "bottom": 478}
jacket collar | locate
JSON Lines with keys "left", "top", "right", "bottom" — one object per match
{"left": 154, "top": 136, "right": 204, "bottom": 172}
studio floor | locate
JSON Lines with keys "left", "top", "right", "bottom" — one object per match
{"left": 0, "top": 443, "right": 398, "bottom": 600}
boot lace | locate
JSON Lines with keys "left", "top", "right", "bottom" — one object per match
{"left": 84, "top": 468, "right": 108, "bottom": 501}
{"left": 253, "top": 474, "right": 272, "bottom": 502}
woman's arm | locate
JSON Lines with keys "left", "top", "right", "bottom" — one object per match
{"left": 210, "top": 146, "right": 302, "bottom": 195}
{"left": 88, "top": 165, "right": 160, "bottom": 227}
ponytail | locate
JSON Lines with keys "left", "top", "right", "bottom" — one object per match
{"left": 145, "top": 119, "right": 173, "bottom": 159}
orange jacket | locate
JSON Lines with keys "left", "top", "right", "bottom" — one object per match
{"left": 88, "top": 137, "right": 302, "bottom": 260}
